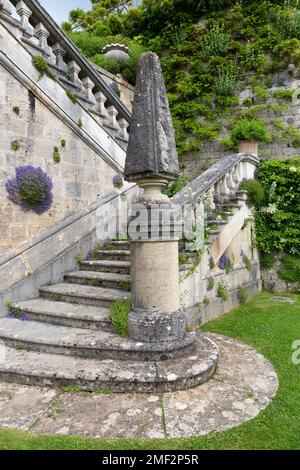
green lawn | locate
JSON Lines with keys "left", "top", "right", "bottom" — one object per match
{"left": 0, "top": 291, "right": 300, "bottom": 450}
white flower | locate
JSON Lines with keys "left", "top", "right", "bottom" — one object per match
{"left": 261, "top": 203, "right": 277, "bottom": 214}
{"left": 289, "top": 166, "right": 297, "bottom": 172}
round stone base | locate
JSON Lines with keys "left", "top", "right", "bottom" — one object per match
{"left": 0, "top": 333, "right": 278, "bottom": 439}
{"left": 128, "top": 309, "right": 188, "bottom": 344}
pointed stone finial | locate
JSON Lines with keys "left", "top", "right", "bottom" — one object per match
{"left": 124, "top": 52, "right": 179, "bottom": 183}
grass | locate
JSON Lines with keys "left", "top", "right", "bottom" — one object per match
{"left": 0, "top": 292, "right": 300, "bottom": 449}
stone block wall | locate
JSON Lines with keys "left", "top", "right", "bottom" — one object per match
{"left": 0, "top": 62, "right": 123, "bottom": 255}
{"left": 182, "top": 74, "right": 300, "bottom": 178}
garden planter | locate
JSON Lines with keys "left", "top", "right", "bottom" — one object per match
{"left": 238, "top": 140, "right": 258, "bottom": 157}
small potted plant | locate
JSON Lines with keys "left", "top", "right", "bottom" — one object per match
{"left": 230, "top": 118, "right": 270, "bottom": 156}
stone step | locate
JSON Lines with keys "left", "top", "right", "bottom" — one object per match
{"left": 0, "top": 334, "right": 218, "bottom": 392}
{"left": 95, "top": 250, "right": 131, "bottom": 261}
{"left": 80, "top": 260, "right": 131, "bottom": 275}
{"left": 64, "top": 271, "right": 131, "bottom": 290}
{"left": 10, "top": 299, "right": 112, "bottom": 331}
{"left": 39, "top": 283, "right": 130, "bottom": 308}
{"left": 107, "top": 240, "right": 130, "bottom": 250}
{"left": 0, "top": 317, "right": 196, "bottom": 361}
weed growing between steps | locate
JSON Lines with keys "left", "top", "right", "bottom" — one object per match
{"left": 109, "top": 299, "right": 132, "bottom": 337}
{"left": 66, "top": 90, "right": 77, "bottom": 104}
{"left": 5, "top": 302, "right": 30, "bottom": 321}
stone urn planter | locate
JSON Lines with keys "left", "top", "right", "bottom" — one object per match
{"left": 102, "top": 44, "right": 130, "bottom": 63}
{"left": 238, "top": 140, "right": 258, "bottom": 157}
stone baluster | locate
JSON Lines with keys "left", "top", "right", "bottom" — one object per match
{"left": 94, "top": 91, "right": 108, "bottom": 117}
{"left": 0, "top": 0, "right": 13, "bottom": 16}
{"left": 233, "top": 164, "right": 242, "bottom": 185}
{"left": 82, "top": 77, "right": 96, "bottom": 103}
{"left": 52, "top": 42, "right": 67, "bottom": 71}
{"left": 226, "top": 170, "right": 235, "bottom": 191}
{"left": 35, "top": 23, "right": 50, "bottom": 56}
{"left": 117, "top": 118, "right": 129, "bottom": 142}
{"left": 105, "top": 105, "right": 120, "bottom": 130}
{"left": 68, "top": 60, "right": 82, "bottom": 88}
{"left": 220, "top": 175, "right": 230, "bottom": 200}
{"left": 214, "top": 182, "right": 222, "bottom": 203}
{"left": 16, "top": 0, "right": 34, "bottom": 37}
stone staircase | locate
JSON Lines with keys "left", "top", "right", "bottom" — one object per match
{"left": 0, "top": 241, "right": 218, "bottom": 393}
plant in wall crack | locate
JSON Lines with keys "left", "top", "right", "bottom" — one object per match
{"left": 109, "top": 299, "right": 132, "bottom": 337}
{"left": 207, "top": 277, "right": 215, "bottom": 291}
{"left": 241, "top": 250, "right": 251, "bottom": 271}
{"left": 217, "top": 279, "right": 229, "bottom": 302}
{"left": 113, "top": 174, "right": 124, "bottom": 189}
{"left": 61, "top": 139, "right": 66, "bottom": 148}
{"left": 237, "top": 286, "right": 249, "bottom": 305}
{"left": 218, "top": 254, "right": 233, "bottom": 273}
{"left": 12, "top": 106, "right": 20, "bottom": 116}
{"left": 66, "top": 90, "right": 78, "bottom": 104}
{"left": 6, "top": 166, "right": 53, "bottom": 215}
{"left": 11, "top": 141, "right": 20, "bottom": 151}
{"left": 32, "top": 56, "right": 57, "bottom": 81}
{"left": 53, "top": 146, "right": 61, "bottom": 163}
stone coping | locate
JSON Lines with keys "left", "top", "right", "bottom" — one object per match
{"left": 0, "top": 333, "right": 278, "bottom": 439}
{"left": 172, "top": 153, "right": 259, "bottom": 205}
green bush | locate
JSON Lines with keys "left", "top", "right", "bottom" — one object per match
{"left": 240, "top": 179, "right": 265, "bottom": 207}
{"left": 278, "top": 254, "right": 300, "bottom": 283}
{"left": 230, "top": 118, "right": 270, "bottom": 144}
{"left": 109, "top": 299, "right": 132, "bottom": 337}
{"left": 164, "top": 175, "right": 189, "bottom": 198}
{"left": 260, "top": 252, "right": 276, "bottom": 270}
{"left": 255, "top": 159, "right": 300, "bottom": 255}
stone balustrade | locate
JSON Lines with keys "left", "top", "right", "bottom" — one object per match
{"left": 172, "top": 153, "right": 259, "bottom": 247}
{"left": 0, "top": 0, "right": 131, "bottom": 144}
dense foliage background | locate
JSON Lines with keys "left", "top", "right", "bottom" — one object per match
{"left": 63, "top": 1, "right": 300, "bottom": 165}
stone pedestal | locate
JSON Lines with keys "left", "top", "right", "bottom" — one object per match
{"left": 238, "top": 140, "right": 258, "bottom": 157}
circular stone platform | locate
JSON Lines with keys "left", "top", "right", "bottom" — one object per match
{"left": 0, "top": 333, "right": 278, "bottom": 439}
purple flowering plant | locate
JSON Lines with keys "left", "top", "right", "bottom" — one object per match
{"left": 6, "top": 302, "right": 30, "bottom": 321}
{"left": 113, "top": 174, "right": 124, "bottom": 189}
{"left": 218, "top": 254, "right": 233, "bottom": 273}
{"left": 6, "top": 165, "right": 53, "bottom": 214}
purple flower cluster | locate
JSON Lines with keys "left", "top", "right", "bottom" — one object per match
{"left": 218, "top": 254, "right": 233, "bottom": 272}
{"left": 7, "top": 309, "right": 30, "bottom": 322}
{"left": 113, "top": 174, "right": 124, "bottom": 189}
{"left": 109, "top": 82, "right": 121, "bottom": 97}
{"left": 6, "top": 166, "right": 53, "bottom": 214}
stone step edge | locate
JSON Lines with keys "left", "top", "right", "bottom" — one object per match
{"left": 0, "top": 336, "right": 218, "bottom": 393}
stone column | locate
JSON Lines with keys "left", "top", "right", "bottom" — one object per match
{"left": 124, "top": 52, "right": 191, "bottom": 347}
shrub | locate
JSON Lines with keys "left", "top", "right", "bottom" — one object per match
{"left": 230, "top": 118, "right": 270, "bottom": 143}
{"left": 240, "top": 179, "right": 265, "bottom": 206}
{"left": 109, "top": 299, "right": 132, "bottom": 336}
{"left": 217, "top": 279, "right": 229, "bottom": 301}
{"left": 237, "top": 286, "right": 249, "bottom": 304}
{"left": 255, "top": 159, "right": 300, "bottom": 255}
{"left": 201, "top": 26, "right": 230, "bottom": 59}
{"left": 32, "top": 56, "right": 57, "bottom": 81}
{"left": 278, "top": 254, "right": 300, "bottom": 283}
{"left": 6, "top": 166, "right": 53, "bottom": 214}
{"left": 214, "top": 67, "right": 237, "bottom": 96}
{"left": 260, "top": 252, "right": 276, "bottom": 270}
{"left": 164, "top": 175, "right": 189, "bottom": 198}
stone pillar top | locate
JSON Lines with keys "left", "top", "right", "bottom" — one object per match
{"left": 124, "top": 52, "right": 180, "bottom": 183}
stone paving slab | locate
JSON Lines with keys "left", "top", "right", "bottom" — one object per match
{"left": 33, "top": 393, "right": 164, "bottom": 439}
{"left": 0, "top": 383, "right": 56, "bottom": 431}
{"left": 0, "top": 333, "right": 278, "bottom": 439}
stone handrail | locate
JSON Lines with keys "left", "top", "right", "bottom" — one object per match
{"left": 172, "top": 153, "right": 259, "bottom": 207}
{"left": 0, "top": 0, "right": 131, "bottom": 143}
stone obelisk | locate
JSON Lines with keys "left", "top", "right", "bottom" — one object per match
{"left": 125, "top": 52, "right": 193, "bottom": 350}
